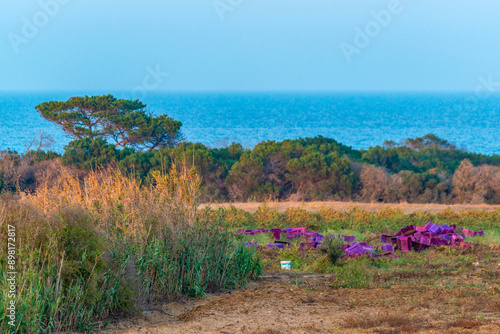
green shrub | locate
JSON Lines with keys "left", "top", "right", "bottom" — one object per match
{"left": 135, "top": 222, "right": 261, "bottom": 301}
{"left": 321, "top": 236, "right": 345, "bottom": 264}
{"left": 0, "top": 202, "right": 138, "bottom": 333}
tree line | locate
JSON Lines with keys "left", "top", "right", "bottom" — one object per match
{"left": 1, "top": 95, "right": 499, "bottom": 204}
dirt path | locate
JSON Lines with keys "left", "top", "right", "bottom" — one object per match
{"left": 200, "top": 201, "right": 500, "bottom": 214}
{"left": 101, "top": 272, "right": 500, "bottom": 334}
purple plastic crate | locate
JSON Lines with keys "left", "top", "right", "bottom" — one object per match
{"left": 413, "top": 242, "right": 428, "bottom": 252}
{"left": 431, "top": 237, "right": 446, "bottom": 246}
{"left": 305, "top": 232, "right": 319, "bottom": 238}
{"left": 291, "top": 227, "right": 306, "bottom": 235}
{"left": 425, "top": 222, "right": 441, "bottom": 233}
{"left": 270, "top": 228, "right": 281, "bottom": 240}
{"left": 451, "top": 234, "right": 464, "bottom": 246}
{"left": 382, "top": 244, "right": 394, "bottom": 251}
{"left": 411, "top": 233, "right": 422, "bottom": 243}
{"left": 427, "top": 231, "right": 439, "bottom": 238}
{"left": 345, "top": 243, "right": 368, "bottom": 257}
{"left": 400, "top": 225, "right": 416, "bottom": 236}
{"left": 420, "top": 235, "right": 431, "bottom": 246}
{"left": 416, "top": 226, "right": 427, "bottom": 232}
{"left": 381, "top": 234, "right": 392, "bottom": 243}
{"left": 461, "top": 228, "right": 475, "bottom": 237}
{"left": 399, "top": 236, "right": 412, "bottom": 252}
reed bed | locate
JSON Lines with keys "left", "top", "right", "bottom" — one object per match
{"left": 0, "top": 165, "right": 261, "bottom": 333}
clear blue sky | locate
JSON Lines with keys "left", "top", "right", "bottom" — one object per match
{"left": 1, "top": 0, "right": 500, "bottom": 91}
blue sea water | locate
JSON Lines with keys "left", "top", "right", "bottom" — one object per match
{"left": 0, "top": 91, "right": 498, "bottom": 155}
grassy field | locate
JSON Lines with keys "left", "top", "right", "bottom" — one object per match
{"left": 105, "top": 219, "right": 500, "bottom": 333}
{"left": 202, "top": 201, "right": 499, "bottom": 234}
{"left": 104, "top": 202, "right": 500, "bottom": 333}
{"left": 202, "top": 201, "right": 500, "bottom": 214}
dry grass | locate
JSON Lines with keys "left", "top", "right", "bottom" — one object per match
{"left": 21, "top": 163, "right": 201, "bottom": 238}
{"left": 342, "top": 312, "right": 430, "bottom": 333}
{"left": 202, "top": 201, "right": 500, "bottom": 214}
{"left": 446, "top": 317, "right": 482, "bottom": 329}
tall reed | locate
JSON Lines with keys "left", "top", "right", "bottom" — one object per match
{"left": 0, "top": 164, "right": 261, "bottom": 333}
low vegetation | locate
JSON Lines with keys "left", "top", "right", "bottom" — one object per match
{"left": 231, "top": 203, "right": 500, "bottom": 295}
{"left": 207, "top": 203, "right": 500, "bottom": 232}
{"left": 0, "top": 168, "right": 498, "bottom": 332}
{"left": 0, "top": 166, "right": 261, "bottom": 333}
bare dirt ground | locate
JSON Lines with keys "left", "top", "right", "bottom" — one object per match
{"left": 101, "top": 250, "right": 500, "bottom": 334}
{"left": 200, "top": 201, "right": 500, "bottom": 214}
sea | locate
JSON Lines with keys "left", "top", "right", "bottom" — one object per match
{"left": 0, "top": 91, "right": 499, "bottom": 156}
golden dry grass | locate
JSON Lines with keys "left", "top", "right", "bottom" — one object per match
{"left": 201, "top": 201, "right": 500, "bottom": 214}
{"left": 21, "top": 163, "right": 201, "bottom": 237}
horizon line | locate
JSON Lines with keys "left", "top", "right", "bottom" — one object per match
{"left": 0, "top": 89, "right": 497, "bottom": 95}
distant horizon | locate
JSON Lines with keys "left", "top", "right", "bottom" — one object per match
{"left": 2, "top": 89, "right": 500, "bottom": 95}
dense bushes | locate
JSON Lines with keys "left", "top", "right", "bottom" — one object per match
{"left": 363, "top": 134, "right": 500, "bottom": 175}
{"left": 451, "top": 159, "right": 500, "bottom": 204}
{"left": 1, "top": 134, "right": 499, "bottom": 204}
{"left": 359, "top": 166, "right": 454, "bottom": 204}
{"left": 0, "top": 201, "right": 132, "bottom": 333}
{"left": 0, "top": 150, "right": 63, "bottom": 193}
{"left": 225, "top": 138, "right": 357, "bottom": 201}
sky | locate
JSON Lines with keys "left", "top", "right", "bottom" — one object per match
{"left": 1, "top": 0, "right": 500, "bottom": 92}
